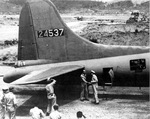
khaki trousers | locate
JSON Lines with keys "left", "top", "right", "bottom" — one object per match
{"left": 92, "top": 84, "right": 99, "bottom": 103}
{"left": 80, "top": 83, "right": 88, "bottom": 100}
{"left": 47, "top": 96, "right": 56, "bottom": 114}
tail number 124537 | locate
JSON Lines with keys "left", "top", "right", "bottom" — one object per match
{"left": 37, "top": 28, "right": 64, "bottom": 38}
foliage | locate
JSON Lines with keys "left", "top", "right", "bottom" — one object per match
{"left": 81, "top": 23, "right": 149, "bottom": 46}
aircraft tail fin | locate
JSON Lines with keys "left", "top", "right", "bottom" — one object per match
{"left": 18, "top": 0, "right": 100, "bottom": 61}
{"left": 18, "top": 0, "right": 149, "bottom": 61}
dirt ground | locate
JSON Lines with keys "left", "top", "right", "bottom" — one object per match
{"left": 0, "top": 84, "right": 149, "bottom": 119}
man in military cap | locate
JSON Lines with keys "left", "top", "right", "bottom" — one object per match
{"left": 90, "top": 70, "right": 99, "bottom": 104}
{"left": 46, "top": 78, "right": 57, "bottom": 116}
{"left": 0, "top": 86, "right": 9, "bottom": 119}
{"left": 1, "top": 85, "right": 17, "bottom": 119}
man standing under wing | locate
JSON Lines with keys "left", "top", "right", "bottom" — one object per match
{"left": 80, "top": 69, "right": 89, "bottom": 101}
{"left": 46, "top": 78, "right": 57, "bottom": 116}
{"left": 90, "top": 70, "right": 99, "bottom": 104}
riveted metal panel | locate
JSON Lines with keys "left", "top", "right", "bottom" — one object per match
{"left": 30, "top": 0, "right": 67, "bottom": 61}
{"left": 18, "top": 3, "right": 38, "bottom": 60}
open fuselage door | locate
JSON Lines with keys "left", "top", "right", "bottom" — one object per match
{"left": 103, "top": 67, "right": 114, "bottom": 87}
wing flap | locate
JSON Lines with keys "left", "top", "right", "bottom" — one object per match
{"left": 11, "top": 65, "right": 84, "bottom": 84}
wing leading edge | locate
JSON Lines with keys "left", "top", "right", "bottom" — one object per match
{"left": 11, "top": 65, "right": 84, "bottom": 84}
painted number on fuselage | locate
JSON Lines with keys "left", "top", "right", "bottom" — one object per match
{"left": 130, "top": 59, "right": 146, "bottom": 71}
{"left": 37, "top": 28, "right": 64, "bottom": 38}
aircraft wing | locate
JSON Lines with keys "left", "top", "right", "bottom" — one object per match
{"left": 11, "top": 65, "right": 84, "bottom": 84}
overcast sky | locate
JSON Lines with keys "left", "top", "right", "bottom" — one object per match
{"left": 98, "top": 0, "right": 149, "bottom": 4}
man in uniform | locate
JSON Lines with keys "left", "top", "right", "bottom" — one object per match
{"left": 0, "top": 92, "right": 5, "bottom": 119}
{"left": 0, "top": 86, "right": 8, "bottom": 119}
{"left": 29, "top": 102, "right": 45, "bottom": 119}
{"left": 80, "top": 69, "right": 89, "bottom": 101}
{"left": 90, "top": 70, "right": 99, "bottom": 104}
{"left": 49, "top": 104, "right": 62, "bottom": 119}
{"left": 46, "top": 78, "right": 57, "bottom": 116}
{"left": 1, "top": 86, "right": 17, "bottom": 119}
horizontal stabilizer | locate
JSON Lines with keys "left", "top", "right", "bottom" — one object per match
{"left": 11, "top": 65, "right": 84, "bottom": 84}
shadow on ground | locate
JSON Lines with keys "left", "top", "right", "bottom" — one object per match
{"left": 98, "top": 93, "right": 149, "bottom": 101}
{"left": 16, "top": 86, "right": 80, "bottom": 116}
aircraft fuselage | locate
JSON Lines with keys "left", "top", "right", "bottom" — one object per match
{"left": 4, "top": 53, "right": 149, "bottom": 86}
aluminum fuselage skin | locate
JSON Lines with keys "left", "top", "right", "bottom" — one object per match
{"left": 4, "top": 53, "right": 149, "bottom": 86}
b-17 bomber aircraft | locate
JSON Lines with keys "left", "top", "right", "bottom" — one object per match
{"left": 3, "top": 0, "right": 150, "bottom": 87}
